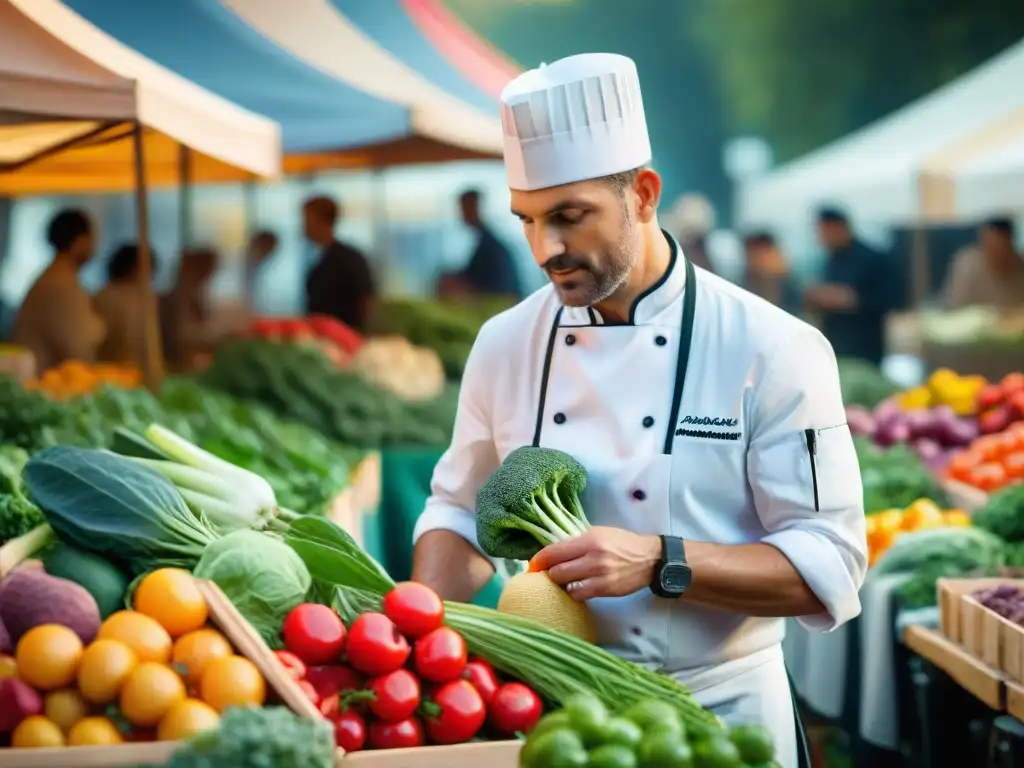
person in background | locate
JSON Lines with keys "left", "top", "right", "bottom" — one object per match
{"left": 243, "top": 229, "right": 278, "bottom": 315}
{"left": 13, "top": 209, "right": 105, "bottom": 372}
{"left": 161, "top": 248, "right": 217, "bottom": 372}
{"left": 742, "top": 232, "right": 801, "bottom": 316}
{"left": 804, "top": 207, "right": 892, "bottom": 366}
{"left": 443, "top": 189, "right": 523, "bottom": 300}
{"left": 303, "top": 196, "right": 375, "bottom": 331}
{"left": 93, "top": 244, "right": 158, "bottom": 365}
{"left": 664, "top": 194, "right": 716, "bottom": 273}
{"left": 944, "top": 217, "right": 1024, "bottom": 311}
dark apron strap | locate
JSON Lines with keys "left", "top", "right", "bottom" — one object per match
{"left": 662, "top": 257, "right": 697, "bottom": 453}
{"left": 788, "top": 671, "right": 813, "bottom": 768}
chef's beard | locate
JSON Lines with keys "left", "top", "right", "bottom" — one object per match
{"left": 544, "top": 218, "right": 639, "bottom": 307}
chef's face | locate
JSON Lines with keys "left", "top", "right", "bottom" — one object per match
{"left": 511, "top": 178, "right": 642, "bottom": 307}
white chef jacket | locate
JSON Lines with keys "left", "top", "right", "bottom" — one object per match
{"left": 414, "top": 232, "right": 866, "bottom": 755}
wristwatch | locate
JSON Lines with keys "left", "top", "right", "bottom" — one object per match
{"left": 651, "top": 535, "right": 691, "bottom": 598}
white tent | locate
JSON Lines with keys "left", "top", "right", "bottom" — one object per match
{"left": 737, "top": 39, "right": 1024, "bottom": 229}
{"left": 0, "top": 0, "right": 281, "bottom": 195}
{"left": 221, "top": 0, "right": 504, "bottom": 165}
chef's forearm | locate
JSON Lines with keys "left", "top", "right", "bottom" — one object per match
{"left": 412, "top": 530, "right": 496, "bottom": 604}
{"left": 682, "top": 540, "right": 826, "bottom": 617}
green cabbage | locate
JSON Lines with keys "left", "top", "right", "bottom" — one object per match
{"left": 193, "top": 530, "right": 311, "bottom": 647}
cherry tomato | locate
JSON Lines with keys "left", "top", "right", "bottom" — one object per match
{"left": 968, "top": 461, "right": 1008, "bottom": 492}
{"left": 461, "top": 658, "right": 499, "bottom": 706}
{"left": 368, "top": 716, "right": 425, "bottom": 749}
{"left": 273, "top": 650, "right": 306, "bottom": 681}
{"left": 345, "top": 613, "right": 410, "bottom": 676}
{"left": 382, "top": 582, "right": 445, "bottom": 639}
{"left": 973, "top": 435, "right": 1006, "bottom": 461}
{"left": 488, "top": 682, "right": 544, "bottom": 735}
{"left": 331, "top": 709, "right": 367, "bottom": 752}
{"left": 1010, "top": 392, "right": 1024, "bottom": 416}
{"left": 1004, "top": 373, "right": 1024, "bottom": 395}
{"left": 367, "top": 669, "right": 421, "bottom": 723}
{"left": 978, "top": 383, "right": 1006, "bottom": 411}
{"left": 947, "top": 450, "right": 981, "bottom": 482}
{"left": 282, "top": 604, "right": 347, "bottom": 665}
{"left": 305, "top": 665, "right": 363, "bottom": 702}
{"left": 414, "top": 627, "right": 467, "bottom": 683}
{"left": 1005, "top": 452, "right": 1024, "bottom": 480}
{"left": 296, "top": 679, "right": 321, "bottom": 707}
{"left": 424, "top": 679, "right": 486, "bottom": 744}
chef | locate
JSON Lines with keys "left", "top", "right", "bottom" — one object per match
{"left": 411, "top": 53, "right": 866, "bottom": 768}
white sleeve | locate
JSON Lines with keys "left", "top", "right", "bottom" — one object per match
{"left": 747, "top": 324, "right": 868, "bottom": 632}
{"left": 412, "top": 326, "right": 502, "bottom": 566}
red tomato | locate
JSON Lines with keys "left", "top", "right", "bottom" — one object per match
{"left": 306, "top": 664, "right": 363, "bottom": 702}
{"left": 1010, "top": 392, "right": 1024, "bottom": 416}
{"left": 1003, "top": 373, "right": 1024, "bottom": 396}
{"left": 461, "top": 658, "right": 499, "bottom": 706}
{"left": 947, "top": 450, "right": 981, "bottom": 482}
{"left": 973, "top": 435, "right": 1006, "bottom": 461}
{"left": 414, "top": 627, "right": 468, "bottom": 683}
{"left": 368, "top": 717, "right": 425, "bottom": 750}
{"left": 273, "top": 650, "right": 307, "bottom": 681}
{"left": 488, "top": 683, "right": 544, "bottom": 736}
{"left": 968, "top": 461, "right": 1009, "bottom": 492}
{"left": 282, "top": 604, "right": 347, "bottom": 665}
{"left": 1005, "top": 452, "right": 1024, "bottom": 480}
{"left": 367, "top": 669, "right": 421, "bottom": 723}
{"left": 978, "top": 383, "right": 1006, "bottom": 411}
{"left": 424, "top": 679, "right": 486, "bottom": 744}
{"left": 383, "top": 582, "right": 445, "bottom": 639}
{"left": 296, "top": 679, "right": 321, "bottom": 707}
{"left": 331, "top": 709, "right": 367, "bottom": 752}
{"left": 345, "top": 613, "right": 410, "bottom": 676}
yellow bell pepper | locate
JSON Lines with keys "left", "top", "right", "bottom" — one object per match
{"left": 941, "top": 509, "right": 971, "bottom": 527}
{"left": 897, "top": 386, "right": 932, "bottom": 410}
{"left": 901, "top": 498, "right": 945, "bottom": 531}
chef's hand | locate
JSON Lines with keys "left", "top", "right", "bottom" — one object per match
{"left": 529, "top": 527, "right": 661, "bottom": 602}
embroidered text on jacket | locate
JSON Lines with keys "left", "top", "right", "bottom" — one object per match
{"left": 679, "top": 415, "right": 739, "bottom": 428}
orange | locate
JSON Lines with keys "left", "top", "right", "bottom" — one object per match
{"left": 44, "top": 689, "right": 91, "bottom": 733}
{"left": 68, "top": 716, "right": 124, "bottom": 746}
{"left": 98, "top": 611, "right": 172, "bottom": 663}
{"left": 157, "top": 698, "right": 221, "bottom": 741}
{"left": 15, "top": 624, "right": 83, "bottom": 691}
{"left": 12, "top": 715, "right": 65, "bottom": 748}
{"left": 172, "top": 628, "right": 233, "bottom": 687}
{"left": 119, "top": 663, "right": 187, "bottom": 727}
{"left": 200, "top": 655, "right": 265, "bottom": 713}
{"left": 78, "top": 639, "right": 139, "bottom": 704}
{"left": 133, "top": 569, "right": 208, "bottom": 638}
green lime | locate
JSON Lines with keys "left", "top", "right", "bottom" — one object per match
{"left": 587, "top": 743, "right": 639, "bottom": 768}
{"left": 623, "top": 700, "right": 683, "bottom": 735}
{"left": 531, "top": 711, "right": 573, "bottom": 740}
{"left": 564, "top": 695, "right": 610, "bottom": 748}
{"left": 637, "top": 729, "right": 693, "bottom": 768}
{"left": 521, "top": 728, "right": 589, "bottom": 768}
{"left": 692, "top": 733, "right": 743, "bottom": 768}
{"left": 603, "top": 717, "right": 643, "bottom": 748}
{"left": 727, "top": 724, "right": 775, "bottom": 764}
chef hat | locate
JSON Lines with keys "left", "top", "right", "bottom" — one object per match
{"left": 500, "top": 53, "right": 652, "bottom": 192}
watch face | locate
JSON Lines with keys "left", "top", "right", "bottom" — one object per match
{"left": 661, "top": 563, "right": 691, "bottom": 593}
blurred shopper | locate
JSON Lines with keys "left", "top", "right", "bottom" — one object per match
{"left": 13, "top": 209, "right": 105, "bottom": 372}
{"left": 742, "top": 232, "right": 801, "bottom": 315}
{"left": 243, "top": 229, "right": 278, "bottom": 313}
{"left": 161, "top": 248, "right": 217, "bottom": 371}
{"left": 94, "top": 243, "right": 158, "bottom": 365}
{"left": 303, "top": 196, "right": 375, "bottom": 331}
{"left": 944, "top": 217, "right": 1024, "bottom": 310}
{"left": 664, "top": 194, "right": 716, "bottom": 273}
{"left": 804, "top": 207, "right": 892, "bottom": 365}
{"left": 441, "top": 189, "right": 523, "bottom": 300}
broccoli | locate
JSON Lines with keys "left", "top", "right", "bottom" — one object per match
{"left": 0, "top": 445, "right": 44, "bottom": 545}
{"left": 476, "top": 446, "right": 591, "bottom": 560}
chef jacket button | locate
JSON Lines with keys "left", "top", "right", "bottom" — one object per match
{"left": 553, "top": 412, "right": 567, "bottom": 425}
{"left": 654, "top": 335, "right": 667, "bottom": 346}
{"left": 631, "top": 488, "right": 646, "bottom": 501}
{"left": 642, "top": 416, "right": 654, "bottom": 428}
{"left": 565, "top": 333, "right": 576, "bottom": 346}
{"left": 630, "top": 626, "right": 643, "bottom": 636}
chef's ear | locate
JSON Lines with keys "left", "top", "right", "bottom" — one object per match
{"left": 633, "top": 169, "right": 662, "bottom": 224}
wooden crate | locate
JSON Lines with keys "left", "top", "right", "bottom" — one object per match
{"left": 938, "top": 577, "right": 1024, "bottom": 684}
{"left": 941, "top": 478, "right": 989, "bottom": 514}
{"left": 0, "top": 531, "right": 338, "bottom": 767}
{"left": 342, "top": 740, "right": 522, "bottom": 767}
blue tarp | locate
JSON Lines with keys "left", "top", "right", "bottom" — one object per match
{"left": 331, "top": 0, "right": 498, "bottom": 115}
{"left": 64, "top": 0, "right": 413, "bottom": 153}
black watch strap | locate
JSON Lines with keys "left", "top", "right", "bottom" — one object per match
{"left": 651, "top": 535, "right": 690, "bottom": 598}
{"left": 662, "top": 534, "right": 685, "bottom": 564}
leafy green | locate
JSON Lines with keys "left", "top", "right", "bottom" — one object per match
{"left": 973, "top": 484, "right": 1024, "bottom": 543}
{"left": 0, "top": 444, "right": 44, "bottom": 544}
{"left": 193, "top": 530, "right": 311, "bottom": 648}
{"left": 24, "top": 446, "right": 217, "bottom": 576}
{"left": 874, "top": 526, "right": 1005, "bottom": 576}
{"left": 285, "top": 515, "right": 394, "bottom": 595}
{"left": 856, "top": 438, "right": 947, "bottom": 512}
{"left": 836, "top": 359, "right": 899, "bottom": 408}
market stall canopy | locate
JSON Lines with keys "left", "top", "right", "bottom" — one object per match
{"left": 737, "top": 38, "right": 1024, "bottom": 228}
{"left": 65, "top": 0, "right": 503, "bottom": 170}
{"left": 0, "top": 0, "right": 281, "bottom": 195}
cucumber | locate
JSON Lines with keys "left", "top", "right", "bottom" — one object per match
{"left": 43, "top": 542, "right": 130, "bottom": 619}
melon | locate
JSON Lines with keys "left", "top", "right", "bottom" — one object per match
{"left": 496, "top": 571, "right": 597, "bottom": 643}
